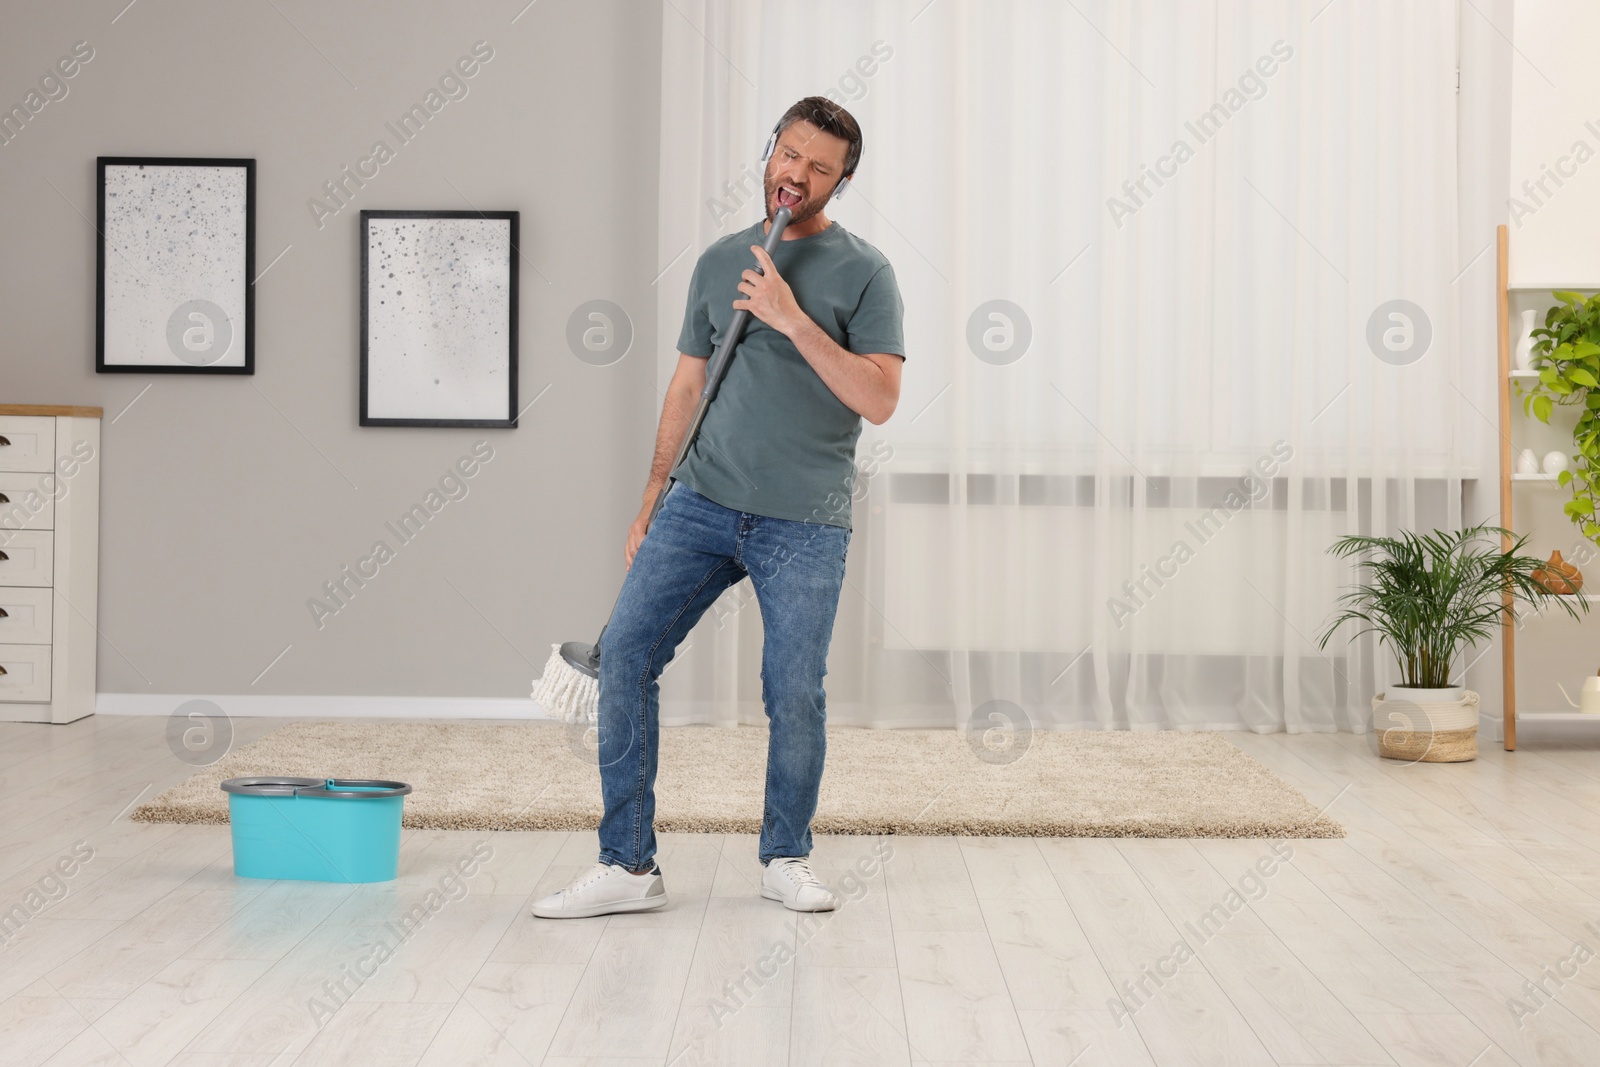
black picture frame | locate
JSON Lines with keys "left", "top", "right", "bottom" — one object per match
{"left": 359, "top": 209, "right": 519, "bottom": 429}
{"left": 95, "top": 156, "right": 256, "bottom": 374}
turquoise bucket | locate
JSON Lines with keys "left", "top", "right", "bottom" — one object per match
{"left": 221, "top": 777, "right": 412, "bottom": 883}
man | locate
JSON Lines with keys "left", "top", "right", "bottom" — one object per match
{"left": 532, "top": 96, "right": 905, "bottom": 919}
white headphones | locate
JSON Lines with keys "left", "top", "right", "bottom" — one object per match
{"left": 762, "top": 119, "right": 856, "bottom": 202}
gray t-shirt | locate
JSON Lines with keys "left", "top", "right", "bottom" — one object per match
{"left": 672, "top": 218, "right": 905, "bottom": 529}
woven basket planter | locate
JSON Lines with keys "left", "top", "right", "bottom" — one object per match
{"left": 1370, "top": 688, "right": 1479, "bottom": 762}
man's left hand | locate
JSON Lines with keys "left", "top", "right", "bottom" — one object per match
{"left": 734, "top": 246, "right": 802, "bottom": 336}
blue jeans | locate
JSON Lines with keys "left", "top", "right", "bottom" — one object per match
{"left": 595, "top": 481, "right": 850, "bottom": 872}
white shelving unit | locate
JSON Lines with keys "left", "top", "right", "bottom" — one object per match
{"left": 1498, "top": 226, "right": 1600, "bottom": 745}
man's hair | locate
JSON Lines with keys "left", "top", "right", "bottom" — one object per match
{"left": 775, "top": 96, "right": 862, "bottom": 179}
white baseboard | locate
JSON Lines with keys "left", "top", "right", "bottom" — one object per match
{"left": 95, "top": 693, "right": 557, "bottom": 720}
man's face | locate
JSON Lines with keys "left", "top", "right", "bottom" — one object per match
{"left": 764, "top": 119, "right": 850, "bottom": 226}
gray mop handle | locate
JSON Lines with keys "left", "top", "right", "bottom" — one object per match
{"left": 645, "top": 205, "right": 792, "bottom": 527}
{"left": 591, "top": 208, "right": 795, "bottom": 652}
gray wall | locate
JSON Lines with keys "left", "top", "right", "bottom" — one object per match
{"left": 0, "top": 0, "right": 664, "bottom": 698}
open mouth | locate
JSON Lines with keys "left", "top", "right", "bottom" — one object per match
{"left": 776, "top": 184, "right": 803, "bottom": 209}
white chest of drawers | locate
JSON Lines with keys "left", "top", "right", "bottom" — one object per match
{"left": 0, "top": 405, "right": 101, "bottom": 724}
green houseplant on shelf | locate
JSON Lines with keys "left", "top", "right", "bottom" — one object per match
{"left": 1316, "top": 522, "right": 1588, "bottom": 762}
{"left": 1521, "top": 289, "right": 1600, "bottom": 542}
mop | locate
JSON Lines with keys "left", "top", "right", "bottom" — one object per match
{"left": 532, "top": 205, "right": 794, "bottom": 724}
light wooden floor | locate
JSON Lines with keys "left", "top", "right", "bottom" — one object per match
{"left": 3, "top": 716, "right": 1600, "bottom": 1067}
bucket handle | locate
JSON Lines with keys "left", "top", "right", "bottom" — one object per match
{"left": 299, "top": 779, "right": 413, "bottom": 798}
{"left": 221, "top": 777, "right": 411, "bottom": 798}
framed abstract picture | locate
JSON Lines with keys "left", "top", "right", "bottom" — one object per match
{"left": 359, "top": 210, "right": 519, "bottom": 428}
{"left": 96, "top": 156, "right": 255, "bottom": 374}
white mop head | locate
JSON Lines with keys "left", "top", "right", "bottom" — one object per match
{"left": 532, "top": 643, "right": 599, "bottom": 724}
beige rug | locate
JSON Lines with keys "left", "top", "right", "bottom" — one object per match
{"left": 131, "top": 721, "right": 1345, "bottom": 838}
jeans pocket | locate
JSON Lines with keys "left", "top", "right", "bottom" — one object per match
{"left": 658, "top": 479, "right": 687, "bottom": 516}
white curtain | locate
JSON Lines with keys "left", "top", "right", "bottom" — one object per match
{"left": 655, "top": 0, "right": 1477, "bottom": 733}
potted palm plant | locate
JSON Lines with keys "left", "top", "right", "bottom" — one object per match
{"left": 1316, "top": 522, "right": 1589, "bottom": 761}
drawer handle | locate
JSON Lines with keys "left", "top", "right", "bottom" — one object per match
{"left": 0, "top": 494, "right": 7, "bottom": 504}
{"left": 0, "top": 550, "right": 6, "bottom": 560}
{"left": 0, "top": 608, "right": 7, "bottom": 617}
{"left": 0, "top": 665, "right": 6, "bottom": 675}
{"left": 0, "top": 435, "right": 9, "bottom": 446}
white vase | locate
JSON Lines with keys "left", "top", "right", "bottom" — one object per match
{"left": 1515, "top": 308, "right": 1537, "bottom": 370}
{"left": 1517, "top": 447, "right": 1540, "bottom": 474}
{"left": 1543, "top": 450, "right": 1570, "bottom": 475}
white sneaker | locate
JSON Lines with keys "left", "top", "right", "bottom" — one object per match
{"left": 530, "top": 861, "right": 667, "bottom": 919}
{"left": 760, "top": 856, "right": 837, "bottom": 912}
